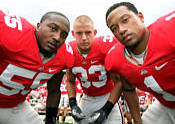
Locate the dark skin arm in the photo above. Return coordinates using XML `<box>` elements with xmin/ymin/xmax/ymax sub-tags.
<box><xmin>108</xmin><ymin>72</ymin><xmax>122</xmax><ymax>104</ymax></box>
<box><xmin>121</xmin><ymin>76</ymin><xmax>142</xmax><ymax>124</ymax></box>
<box><xmin>46</xmin><ymin>71</ymin><xmax>65</xmax><ymax>108</ymax></box>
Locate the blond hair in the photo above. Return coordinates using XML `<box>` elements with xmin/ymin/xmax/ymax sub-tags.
<box><xmin>73</xmin><ymin>15</ymin><xmax>94</xmax><ymax>28</ymax></box>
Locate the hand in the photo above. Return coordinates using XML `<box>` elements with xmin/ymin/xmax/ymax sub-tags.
<box><xmin>71</xmin><ymin>105</ymin><xmax>86</xmax><ymax>122</ymax></box>
<box><xmin>87</xmin><ymin>109</ymin><xmax>107</xmax><ymax>124</ymax></box>
<box><xmin>45</xmin><ymin>107</ymin><xmax>58</xmax><ymax>124</ymax></box>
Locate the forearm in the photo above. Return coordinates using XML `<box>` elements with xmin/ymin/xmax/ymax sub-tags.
<box><xmin>46</xmin><ymin>89</ymin><xmax>61</xmax><ymax>107</ymax></box>
<box><xmin>45</xmin><ymin>71</ymin><xmax>64</xmax><ymax>124</ymax></box>
<box><xmin>121</xmin><ymin>76</ymin><xmax>142</xmax><ymax>124</ymax></box>
<box><xmin>66</xmin><ymin>80</ymin><xmax>76</xmax><ymax>98</ymax></box>
<box><xmin>66</xmin><ymin>69</ymin><xmax>76</xmax><ymax>98</ymax></box>
<box><xmin>123</xmin><ymin>91</ymin><xmax>142</xmax><ymax>124</ymax></box>
<box><xmin>108</xmin><ymin>73</ymin><xmax>122</xmax><ymax>104</ymax></box>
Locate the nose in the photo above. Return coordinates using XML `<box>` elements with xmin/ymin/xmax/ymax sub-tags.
<box><xmin>53</xmin><ymin>33</ymin><xmax>60</xmax><ymax>41</ymax></box>
<box><xmin>119</xmin><ymin>25</ymin><xmax>127</xmax><ymax>36</ymax></box>
<box><xmin>82</xmin><ymin>32</ymin><xmax>87</xmax><ymax>40</ymax></box>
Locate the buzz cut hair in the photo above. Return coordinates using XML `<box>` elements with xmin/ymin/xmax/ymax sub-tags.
<box><xmin>73</xmin><ymin>15</ymin><xmax>94</xmax><ymax>27</ymax></box>
<box><xmin>40</xmin><ymin>11</ymin><xmax>70</xmax><ymax>24</ymax></box>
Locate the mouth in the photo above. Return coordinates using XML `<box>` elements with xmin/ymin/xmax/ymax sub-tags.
<box><xmin>122</xmin><ymin>34</ymin><xmax>132</xmax><ymax>43</ymax></box>
<box><xmin>48</xmin><ymin>41</ymin><xmax>58</xmax><ymax>50</ymax></box>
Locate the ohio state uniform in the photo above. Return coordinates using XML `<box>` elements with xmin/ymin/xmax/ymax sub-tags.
<box><xmin>60</xmin><ymin>79</ymin><xmax>68</xmax><ymax>95</ymax></box>
<box><xmin>76</xmin><ymin>79</ymin><xmax>83</xmax><ymax>95</ymax></box>
<box><xmin>105</xmin><ymin>11</ymin><xmax>175</xmax><ymax>108</ymax></box>
<box><xmin>70</xmin><ymin>36</ymin><xmax>124</xmax><ymax>124</ymax></box>
<box><xmin>137</xmin><ymin>91</ymin><xmax>150</xmax><ymax>106</ymax></box>
<box><xmin>70</xmin><ymin>36</ymin><xmax>117</xmax><ymax>96</ymax></box>
<box><xmin>0</xmin><ymin>10</ymin><xmax>74</xmax><ymax>108</ymax></box>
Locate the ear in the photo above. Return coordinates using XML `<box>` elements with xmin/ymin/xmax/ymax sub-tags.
<box><xmin>138</xmin><ymin>12</ymin><xmax>144</xmax><ymax>23</ymax></box>
<box><xmin>36</xmin><ymin>23</ymin><xmax>40</xmax><ymax>31</ymax></box>
<box><xmin>72</xmin><ymin>30</ymin><xmax>75</xmax><ymax>37</ymax></box>
<box><xmin>94</xmin><ymin>29</ymin><xmax>97</xmax><ymax>36</ymax></box>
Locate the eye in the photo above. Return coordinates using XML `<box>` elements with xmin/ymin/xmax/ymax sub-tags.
<box><xmin>111</xmin><ymin>26</ymin><xmax>118</xmax><ymax>33</ymax></box>
<box><xmin>50</xmin><ymin>26</ymin><xmax>57</xmax><ymax>32</ymax></box>
<box><xmin>76</xmin><ymin>32</ymin><xmax>82</xmax><ymax>36</ymax></box>
<box><xmin>122</xmin><ymin>17</ymin><xmax>129</xmax><ymax>23</ymax></box>
<box><xmin>60</xmin><ymin>32</ymin><xmax>68</xmax><ymax>39</ymax></box>
<box><xmin>48</xmin><ymin>24</ymin><xmax>57</xmax><ymax>32</ymax></box>
<box><xmin>85</xmin><ymin>31</ymin><xmax>91</xmax><ymax>35</ymax></box>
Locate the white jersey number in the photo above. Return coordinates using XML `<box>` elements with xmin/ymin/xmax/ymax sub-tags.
<box><xmin>65</xmin><ymin>43</ymin><xmax>73</xmax><ymax>55</ymax></box>
<box><xmin>144</xmin><ymin>75</ymin><xmax>175</xmax><ymax>101</ymax></box>
<box><xmin>165</xmin><ymin>12</ymin><xmax>175</xmax><ymax>21</ymax></box>
<box><xmin>103</xmin><ymin>35</ymin><xmax>113</xmax><ymax>43</ymax></box>
<box><xmin>72</xmin><ymin>65</ymin><xmax>107</xmax><ymax>88</ymax></box>
<box><xmin>3</xmin><ymin>10</ymin><xmax>22</xmax><ymax>31</ymax></box>
<box><xmin>0</xmin><ymin>64</ymin><xmax>53</xmax><ymax>96</ymax></box>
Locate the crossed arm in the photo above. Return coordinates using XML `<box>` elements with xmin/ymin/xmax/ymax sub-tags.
<box><xmin>45</xmin><ymin>71</ymin><xmax>65</xmax><ymax>124</ymax></box>
<box><xmin>121</xmin><ymin>76</ymin><xmax>142</xmax><ymax>124</ymax></box>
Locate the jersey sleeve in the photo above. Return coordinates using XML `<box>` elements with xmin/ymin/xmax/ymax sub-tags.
<box><xmin>96</xmin><ymin>35</ymin><xmax>118</xmax><ymax>54</ymax></box>
<box><xmin>0</xmin><ymin>10</ymin><xmax>7</xmax><ymax>49</ymax></box>
<box><xmin>152</xmin><ymin>11</ymin><xmax>175</xmax><ymax>48</ymax></box>
<box><xmin>63</xmin><ymin>42</ymin><xmax>75</xmax><ymax>69</ymax></box>
<box><xmin>105</xmin><ymin>45</ymin><xmax>116</xmax><ymax>73</ymax></box>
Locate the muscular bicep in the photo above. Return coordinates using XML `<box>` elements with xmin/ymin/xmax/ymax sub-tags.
<box><xmin>110</xmin><ymin>72</ymin><xmax>121</xmax><ymax>85</ymax></box>
<box><xmin>47</xmin><ymin>71</ymin><xmax>65</xmax><ymax>93</ymax></box>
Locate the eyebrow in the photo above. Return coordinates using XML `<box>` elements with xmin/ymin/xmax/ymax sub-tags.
<box><xmin>49</xmin><ymin>23</ymin><xmax>69</xmax><ymax>33</ymax></box>
<box><xmin>120</xmin><ymin>14</ymin><xmax>129</xmax><ymax>20</ymax></box>
<box><xmin>49</xmin><ymin>23</ymin><xmax>58</xmax><ymax>27</ymax></box>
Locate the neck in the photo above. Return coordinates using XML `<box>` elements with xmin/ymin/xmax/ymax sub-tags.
<box><xmin>129</xmin><ymin>29</ymin><xmax>150</xmax><ymax>55</ymax></box>
<box><xmin>77</xmin><ymin>47</ymin><xmax>90</xmax><ymax>55</ymax></box>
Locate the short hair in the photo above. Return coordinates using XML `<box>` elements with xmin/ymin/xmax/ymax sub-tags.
<box><xmin>73</xmin><ymin>15</ymin><xmax>94</xmax><ymax>27</ymax></box>
<box><xmin>40</xmin><ymin>11</ymin><xmax>70</xmax><ymax>24</ymax></box>
<box><xmin>106</xmin><ymin>2</ymin><xmax>138</xmax><ymax>23</ymax></box>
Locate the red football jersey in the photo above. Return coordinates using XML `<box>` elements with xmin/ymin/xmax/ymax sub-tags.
<box><xmin>76</xmin><ymin>79</ymin><xmax>83</xmax><ymax>94</ymax></box>
<box><xmin>105</xmin><ymin>11</ymin><xmax>175</xmax><ymax>108</ymax></box>
<box><xmin>70</xmin><ymin>36</ymin><xmax>118</xmax><ymax>96</ymax></box>
<box><xmin>137</xmin><ymin>90</ymin><xmax>150</xmax><ymax>106</ymax></box>
<box><xmin>60</xmin><ymin>78</ymin><xmax>68</xmax><ymax>95</ymax></box>
<box><xmin>0</xmin><ymin>10</ymin><xmax>74</xmax><ymax>108</ymax></box>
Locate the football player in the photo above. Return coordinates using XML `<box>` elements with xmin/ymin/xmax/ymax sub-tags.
<box><xmin>106</xmin><ymin>2</ymin><xmax>175</xmax><ymax>124</ymax></box>
<box><xmin>0</xmin><ymin>10</ymin><xmax>74</xmax><ymax>124</ymax></box>
<box><xmin>66</xmin><ymin>15</ymin><xmax>124</xmax><ymax>124</ymax></box>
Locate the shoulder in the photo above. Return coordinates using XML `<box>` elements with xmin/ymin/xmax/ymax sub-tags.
<box><xmin>56</xmin><ymin>42</ymin><xmax>74</xmax><ymax>68</ymax></box>
<box><xmin>149</xmin><ymin>11</ymin><xmax>175</xmax><ymax>34</ymax></box>
<box><xmin>0</xmin><ymin>9</ymin><xmax>35</xmax><ymax>31</ymax></box>
<box><xmin>94</xmin><ymin>35</ymin><xmax>118</xmax><ymax>45</ymax></box>
<box><xmin>94</xmin><ymin>35</ymin><xmax>119</xmax><ymax>54</ymax></box>
<box><xmin>69</xmin><ymin>40</ymin><xmax>77</xmax><ymax>50</ymax></box>
<box><xmin>105</xmin><ymin>42</ymin><xmax>124</xmax><ymax>72</ymax></box>
<box><xmin>0</xmin><ymin>9</ymin><xmax>35</xmax><ymax>49</ymax></box>
<box><xmin>148</xmin><ymin>11</ymin><xmax>175</xmax><ymax>49</ymax></box>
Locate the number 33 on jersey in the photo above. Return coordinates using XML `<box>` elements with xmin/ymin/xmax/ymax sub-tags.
<box><xmin>69</xmin><ymin>36</ymin><xmax>118</xmax><ymax>96</ymax></box>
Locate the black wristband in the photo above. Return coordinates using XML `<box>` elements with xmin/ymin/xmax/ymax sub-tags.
<box><xmin>45</xmin><ymin>107</ymin><xmax>58</xmax><ymax>124</ymax></box>
<box><xmin>102</xmin><ymin>101</ymin><xmax>114</xmax><ymax>116</ymax></box>
<box><xmin>122</xmin><ymin>87</ymin><xmax>136</xmax><ymax>92</ymax></box>
<box><xmin>69</xmin><ymin>97</ymin><xmax>77</xmax><ymax>108</ymax></box>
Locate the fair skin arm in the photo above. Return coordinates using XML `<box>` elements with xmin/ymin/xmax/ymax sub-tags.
<box><xmin>107</xmin><ymin>73</ymin><xmax>122</xmax><ymax>104</ymax></box>
<box><xmin>145</xmin><ymin>95</ymin><xmax>152</xmax><ymax>106</ymax></box>
<box><xmin>120</xmin><ymin>76</ymin><xmax>142</xmax><ymax>124</ymax></box>
<box><xmin>46</xmin><ymin>72</ymin><xmax>64</xmax><ymax>108</ymax></box>
<box><xmin>65</xmin><ymin>69</ymin><xmax>77</xmax><ymax>99</ymax></box>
